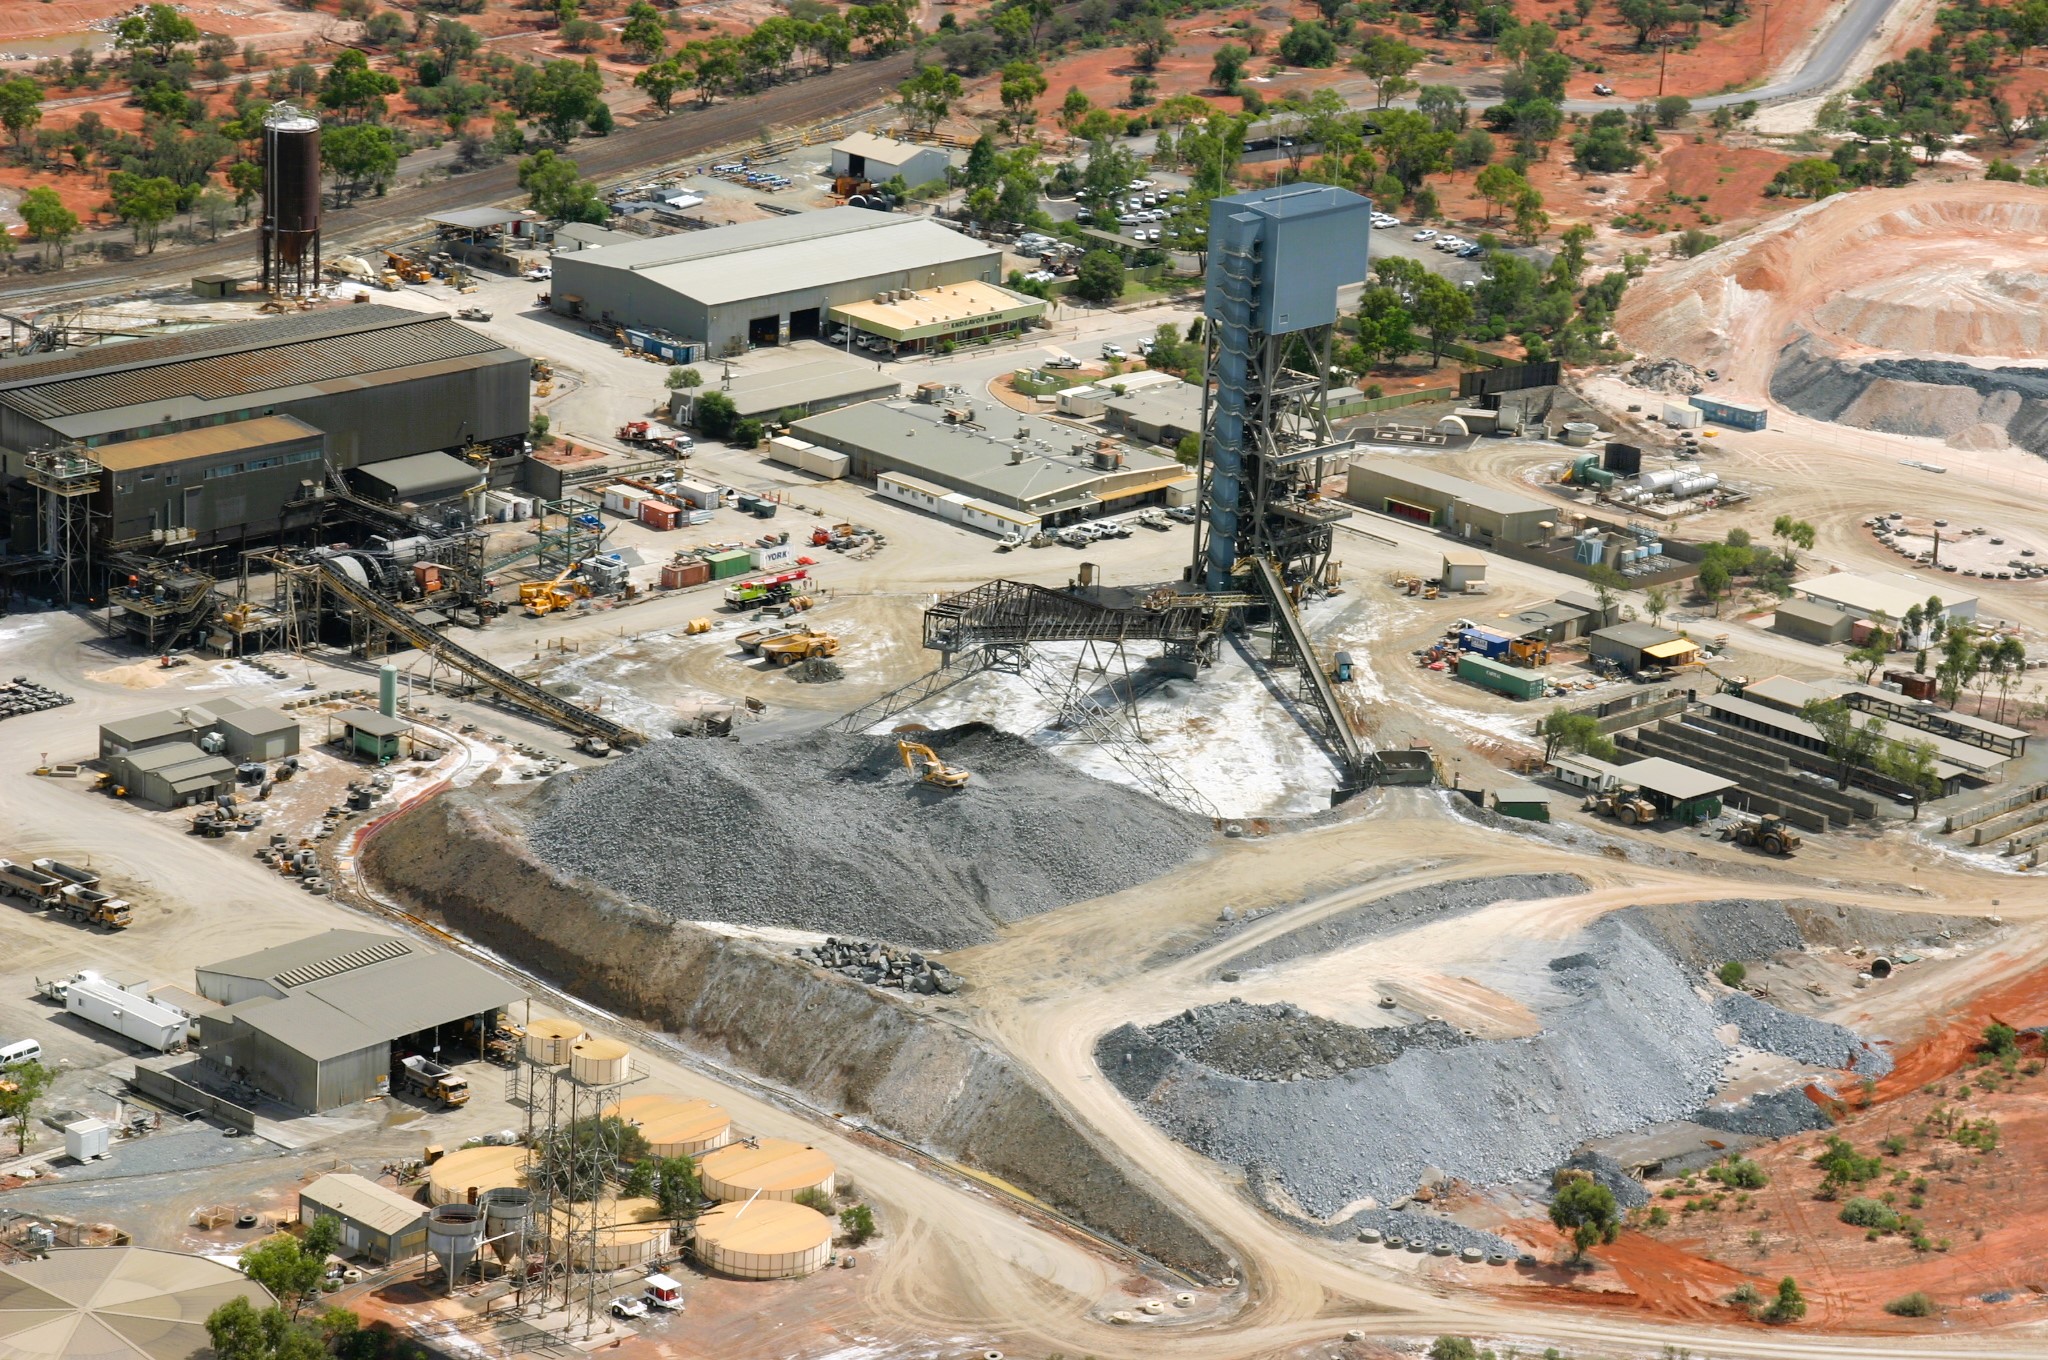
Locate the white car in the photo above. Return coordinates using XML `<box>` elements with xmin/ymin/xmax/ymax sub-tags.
<box><xmin>1412</xmin><ymin>229</ymin><xmax>1437</xmax><ymax>241</ymax></box>
<box><xmin>523</xmin><ymin>265</ymin><xmax>552</xmax><ymax>280</ymax></box>
<box><xmin>609</xmin><ymin>1298</ymin><xmax>649</xmax><ymax>1321</ymax></box>
<box><xmin>1101</xmin><ymin>343</ymin><xmax>1126</xmax><ymax>359</ymax></box>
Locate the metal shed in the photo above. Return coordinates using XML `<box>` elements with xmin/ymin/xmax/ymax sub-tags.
<box><xmin>218</xmin><ymin>706</ymin><xmax>300</xmax><ymax>761</ymax></box>
<box><xmin>828</xmin><ymin>132</ymin><xmax>951</xmax><ymax>188</ymax></box>
<box><xmin>106</xmin><ymin>742</ymin><xmax>235</xmax><ymax>809</ymax></box>
<box><xmin>299</xmin><ymin>1173</ymin><xmax>429</xmax><ymax>1265</ymax></box>
<box><xmin>337</xmin><ymin>709</ymin><xmax>411</xmax><ymax>762</ymax></box>
<box><xmin>1589</xmin><ymin>623</ymin><xmax>1697</xmax><ymax>674</ymax></box>
<box><xmin>1772</xmin><ymin>598</ymin><xmax>1855</xmax><ymax>645</ymax></box>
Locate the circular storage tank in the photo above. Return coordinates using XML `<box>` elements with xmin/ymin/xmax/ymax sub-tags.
<box><xmin>570</xmin><ymin>1037</ymin><xmax>632</xmax><ymax>1086</ymax></box>
<box><xmin>428</xmin><ymin>1204</ymin><xmax>486</xmax><ymax>1279</ymax></box>
<box><xmin>698</xmin><ymin>1137</ymin><xmax>836</xmax><ymax>1204</ymax></box>
<box><xmin>1561</xmin><ymin>421</ymin><xmax>1597</xmax><ymax>447</ymax></box>
<box><xmin>524</xmin><ymin>1017</ymin><xmax>584</xmax><ymax>1065</ymax></box>
<box><xmin>479</xmin><ymin>1187</ymin><xmax>533</xmax><ymax>1261</ymax></box>
<box><xmin>1637</xmin><ymin>468</ymin><xmax>1678</xmax><ymax>495</ymax></box>
<box><xmin>692</xmin><ymin>1199</ymin><xmax>834</xmax><ymax>1280</ymax></box>
<box><xmin>428</xmin><ymin>1146</ymin><xmax>533</xmax><ymax>1207</ymax></box>
<box><xmin>548</xmin><ymin>1196</ymin><xmax>672</xmax><ymax>1270</ymax></box>
<box><xmin>605</xmin><ymin>1093</ymin><xmax>732</xmax><ymax>1158</ymax></box>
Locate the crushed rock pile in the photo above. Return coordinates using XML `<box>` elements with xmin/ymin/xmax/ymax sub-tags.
<box><xmin>527</xmin><ymin>724</ymin><xmax>1207</xmax><ymax>949</ymax></box>
<box><xmin>1716</xmin><ymin>991</ymin><xmax>1892</xmax><ymax>1077</ymax></box>
<box><xmin>1773</xmin><ymin>338</ymin><xmax>2048</xmax><ymax>458</ymax></box>
<box><xmin>797</xmin><ymin>937</ymin><xmax>961</xmax><ymax>994</ymax></box>
<box><xmin>1102</xmin><ymin>909</ymin><xmax>1896</xmax><ymax>1216</ymax></box>
<box><xmin>1143</xmin><ymin>1001</ymin><xmax>1466</xmax><ymax>1082</ymax></box>
<box><xmin>1102</xmin><ymin>918</ymin><xmax>1728</xmax><ymax>1216</ymax></box>
<box><xmin>1623</xmin><ymin>357</ymin><xmax>1708</xmax><ymax>395</ymax></box>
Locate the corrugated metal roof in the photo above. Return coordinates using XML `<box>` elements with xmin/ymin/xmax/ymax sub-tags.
<box><xmin>6</xmin><ymin>319</ymin><xmax>509</xmax><ymax>421</ymax></box>
<box><xmin>203</xmin><ymin>929</ymin><xmax>415</xmax><ymax>990</ymax></box>
<box><xmin>830</xmin><ymin>131</ymin><xmax>938</xmax><ymax>165</ymax></box>
<box><xmin>94</xmin><ymin>415</ymin><xmax>323</xmax><ymax>472</ymax></box>
<box><xmin>300</xmin><ymin>1174</ymin><xmax>428</xmax><ymax>1237</ymax></box>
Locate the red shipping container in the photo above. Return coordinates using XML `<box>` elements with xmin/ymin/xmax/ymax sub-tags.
<box><xmin>660</xmin><ymin>558</ymin><xmax>710</xmax><ymax>589</ymax></box>
<box><xmin>1849</xmin><ymin>619</ymin><xmax>1876</xmax><ymax>646</ymax></box>
<box><xmin>640</xmin><ymin>500</ymin><xmax>679</xmax><ymax>530</ymax></box>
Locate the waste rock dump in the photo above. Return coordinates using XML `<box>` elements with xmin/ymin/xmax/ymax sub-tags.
<box><xmin>528</xmin><ymin>724</ymin><xmax>1208</xmax><ymax>949</ymax></box>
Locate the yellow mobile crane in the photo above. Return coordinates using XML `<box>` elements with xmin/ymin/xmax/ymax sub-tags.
<box><xmin>898</xmin><ymin>739</ymin><xmax>970</xmax><ymax>790</ymax></box>
<box><xmin>519</xmin><ymin>562</ymin><xmax>592</xmax><ymax>616</ymax></box>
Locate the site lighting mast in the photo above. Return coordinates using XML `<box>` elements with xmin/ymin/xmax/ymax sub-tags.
<box><xmin>1191</xmin><ymin>184</ymin><xmax>1374</xmax><ymax>596</ymax></box>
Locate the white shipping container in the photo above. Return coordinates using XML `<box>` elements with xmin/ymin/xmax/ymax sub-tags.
<box><xmin>750</xmin><ymin>544</ymin><xmax>797</xmax><ymax>570</ymax></box>
<box><xmin>795</xmin><ymin>448</ymin><xmax>848</xmax><ymax>480</ymax></box>
<box><xmin>674</xmin><ymin>480</ymin><xmax>722</xmax><ymax>510</ymax></box>
<box><xmin>64</xmin><ymin>1118</ymin><xmax>110</xmax><ymax>1161</ymax></box>
<box><xmin>1662</xmin><ymin>402</ymin><xmax>1703</xmax><ymax>429</ymax></box>
<box><xmin>66</xmin><ymin>976</ymin><xmax>188</xmax><ymax>1051</ymax></box>
<box><xmin>602</xmin><ymin>486</ymin><xmax>649</xmax><ymax>516</ymax></box>
<box><xmin>766</xmin><ymin>436</ymin><xmax>815</xmax><ymax>469</ymax></box>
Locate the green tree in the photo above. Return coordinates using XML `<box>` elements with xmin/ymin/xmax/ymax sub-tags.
<box><xmin>1770</xmin><ymin>514</ymin><xmax>1815</xmax><ymax>574</ymax></box>
<box><xmin>1539</xmin><ymin>705</ymin><xmax>1616</xmax><ymax>761</ymax></box>
<box><xmin>1762</xmin><ymin>1275</ymin><xmax>1807</xmax><ymax>1324</ymax></box>
<box><xmin>1937</xmin><ymin>622</ymin><xmax>1977</xmax><ymax>709</ymax></box>
<box><xmin>318</xmin><ymin>48</ymin><xmax>400</xmax><ymax>122</ymax></box>
<box><xmin>1696</xmin><ymin>558</ymin><xmax>1730</xmax><ymax>614</ymax></box>
<box><xmin>896</xmin><ymin>63</ymin><xmax>962</xmax><ymax>135</ymax></box>
<box><xmin>1372</xmin><ymin>108</ymin><xmax>1454</xmax><ymax>194</ymax></box>
<box><xmin>839</xmin><ymin>1202</ymin><xmax>877</xmax><ymax>1244</ymax></box>
<box><xmin>518</xmin><ymin>148</ymin><xmax>606</xmax><ymax>222</ymax></box>
<box><xmin>0</xmin><ymin>1060</ymin><xmax>50</xmax><ymax>1154</ymax></box>
<box><xmin>1474</xmin><ymin>162</ymin><xmax>1528</xmax><ymax>220</ymax></box>
<box><xmin>1643</xmin><ymin>585</ymin><xmax>1668</xmax><ymax>625</ymax></box>
<box><xmin>1128</xmin><ymin>13</ymin><xmax>1174</xmax><ymax>70</ymax></box>
<box><xmin>635</xmin><ymin>59</ymin><xmax>684</xmax><ymax>113</ymax></box>
<box><xmin>527</xmin><ymin>57</ymin><xmax>605</xmax><ymax>140</ymax></box>
<box><xmin>1717</xmin><ymin>960</ymin><xmax>1746</xmax><ymax>987</ymax></box>
<box><xmin>1428</xmin><ymin>1340</ymin><xmax>1479</xmax><ymax>1360</ymax></box>
<box><xmin>620</xmin><ymin>1</ymin><xmax>667</xmax><ymax>60</ymax></box>
<box><xmin>107</xmin><ymin>172</ymin><xmax>180</xmax><ymax>252</ymax></box>
<box><xmin>1802</xmin><ymin>697</ymin><xmax>1885</xmax><ymax>790</ymax></box>
<box><xmin>320</xmin><ymin>122</ymin><xmax>400</xmax><ymax>200</ymax></box>
<box><xmin>666</xmin><ymin>365</ymin><xmax>703</xmax><ymax>391</ymax></box>
<box><xmin>1277</xmin><ymin>21</ymin><xmax>1338</xmax><ymax>67</ymax></box>
<box><xmin>998</xmin><ymin>60</ymin><xmax>1046</xmax><ymax>127</ymax></box>
<box><xmin>1549</xmin><ymin>1171</ymin><xmax>1619</xmax><ymax>1260</ymax></box>
<box><xmin>1209</xmin><ymin>42</ymin><xmax>1250</xmax><ymax>91</ymax></box>
<box><xmin>692</xmin><ymin>390</ymin><xmax>739</xmax><ymax>438</ymax></box>
<box><xmin>238</xmin><ymin>1223</ymin><xmax>336</xmax><ymax>1319</ymax></box>
<box><xmin>0</xmin><ymin>79</ymin><xmax>41</xmax><ymax>161</ymax></box>
<box><xmin>1843</xmin><ymin>621</ymin><xmax>1892</xmax><ymax>684</ymax></box>
<box><xmin>1419</xmin><ymin>84</ymin><xmax>1467</xmax><ymax>132</ymax></box>
<box><xmin>1615</xmin><ymin>0</ymin><xmax>1674</xmax><ymax>46</ymax></box>
<box><xmin>1353</xmin><ymin>35</ymin><xmax>1425</xmax><ymax>108</ymax></box>
<box><xmin>1072</xmin><ymin>248</ymin><xmax>1125</xmax><ymax>303</ymax></box>
<box><xmin>1411</xmin><ymin>274</ymin><xmax>1472</xmax><ymax>365</ymax></box>
<box><xmin>117</xmin><ymin>3</ymin><xmax>200</xmax><ymax>63</ymax></box>
<box><xmin>1653</xmin><ymin>93</ymin><xmax>1692</xmax><ymax>127</ymax></box>
<box><xmin>1874</xmin><ymin>737</ymin><xmax>1940</xmax><ymax>820</ymax></box>
<box><xmin>19</xmin><ymin>186</ymin><xmax>76</xmax><ymax>262</ymax></box>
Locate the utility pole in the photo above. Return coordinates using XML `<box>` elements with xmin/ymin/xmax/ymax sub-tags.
<box><xmin>1658</xmin><ymin>37</ymin><xmax>1670</xmax><ymax>96</ymax></box>
<box><xmin>1759</xmin><ymin>0</ymin><xmax>1771</xmax><ymax>58</ymax></box>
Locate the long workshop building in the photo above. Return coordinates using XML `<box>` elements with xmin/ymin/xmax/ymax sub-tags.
<box><xmin>0</xmin><ymin>306</ymin><xmax>529</xmax><ymax>556</ymax></box>
<box><xmin>791</xmin><ymin>398</ymin><xmax>1193</xmax><ymax>529</ymax></box>
<box><xmin>547</xmin><ymin>208</ymin><xmax>1014</xmax><ymax>355</ymax></box>
<box><xmin>194</xmin><ymin>929</ymin><xmax>521</xmax><ymax>1113</ymax></box>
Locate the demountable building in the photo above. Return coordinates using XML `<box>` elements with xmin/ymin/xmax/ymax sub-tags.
<box><xmin>0</xmin><ymin>1246</ymin><xmax>273</xmax><ymax>1358</ymax></box>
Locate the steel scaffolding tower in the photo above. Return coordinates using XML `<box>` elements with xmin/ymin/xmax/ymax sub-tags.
<box><xmin>22</xmin><ymin>444</ymin><xmax>102</xmax><ymax>605</ymax></box>
<box><xmin>1191</xmin><ymin>185</ymin><xmax>1372</xmax><ymax>595</ymax></box>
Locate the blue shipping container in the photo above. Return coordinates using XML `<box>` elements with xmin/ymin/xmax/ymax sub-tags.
<box><xmin>1688</xmin><ymin>395</ymin><xmax>1768</xmax><ymax>431</ymax></box>
<box><xmin>1460</xmin><ymin>628</ymin><xmax>1511</xmax><ymax>658</ymax></box>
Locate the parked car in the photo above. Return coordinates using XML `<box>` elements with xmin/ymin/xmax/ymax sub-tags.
<box><xmin>1166</xmin><ymin>505</ymin><xmax>1198</xmax><ymax>523</ymax></box>
<box><xmin>1458</xmin><ymin>243</ymin><xmax>1484</xmax><ymax>258</ymax></box>
<box><xmin>1101</xmin><ymin>343</ymin><xmax>1126</xmax><ymax>359</ymax></box>
<box><xmin>1593</xmin><ymin>82</ymin><xmax>1615</xmax><ymax>95</ymax></box>
<box><xmin>1412</xmin><ymin>229</ymin><xmax>1437</xmax><ymax>241</ymax></box>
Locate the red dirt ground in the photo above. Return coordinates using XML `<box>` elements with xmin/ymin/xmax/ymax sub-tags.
<box><xmin>1509</xmin><ymin>0</ymin><xmax>1836</xmax><ymax>101</ymax></box>
<box><xmin>1482</xmin><ymin>962</ymin><xmax>2048</xmax><ymax>1333</ymax></box>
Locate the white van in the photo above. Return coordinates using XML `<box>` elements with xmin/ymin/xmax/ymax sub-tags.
<box><xmin>0</xmin><ymin>1039</ymin><xmax>42</xmax><ymax>1066</ymax></box>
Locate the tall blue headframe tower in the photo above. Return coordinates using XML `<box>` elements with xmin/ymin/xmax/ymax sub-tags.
<box><xmin>1192</xmin><ymin>184</ymin><xmax>1374</xmax><ymax>595</ymax></box>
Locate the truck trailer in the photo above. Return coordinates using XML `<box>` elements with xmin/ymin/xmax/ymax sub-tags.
<box><xmin>65</xmin><ymin>974</ymin><xmax>189</xmax><ymax>1051</ymax></box>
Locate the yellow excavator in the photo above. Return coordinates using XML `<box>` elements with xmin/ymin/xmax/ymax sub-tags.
<box><xmin>898</xmin><ymin>739</ymin><xmax>970</xmax><ymax>790</ymax></box>
<box><xmin>519</xmin><ymin>562</ymin><xmax>591</xmax><ymax>617</ymax></box>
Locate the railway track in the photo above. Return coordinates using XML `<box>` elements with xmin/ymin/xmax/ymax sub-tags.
<box><xmin>0</xmin><ymin>52</ymin><xmax>916</xmax><ymax>305</ymax></box>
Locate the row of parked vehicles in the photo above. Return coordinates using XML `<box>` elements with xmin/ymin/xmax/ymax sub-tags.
<box><xmin>1410</xmin><ymin>228</ymin><xmax>1485</xmax><ymax>258</ymax></box>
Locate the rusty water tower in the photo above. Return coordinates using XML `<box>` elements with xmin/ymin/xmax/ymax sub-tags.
<box><xmin>260</xmin><ymin>101</ymin><xmax>321</xmax><ymax>295</ymax></box>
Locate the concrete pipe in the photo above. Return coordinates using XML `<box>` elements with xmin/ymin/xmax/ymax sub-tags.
<box><xmin>1869</xmin><ymin>957</ymin><xmax>1894</xmax><ymax>979</ymax></box>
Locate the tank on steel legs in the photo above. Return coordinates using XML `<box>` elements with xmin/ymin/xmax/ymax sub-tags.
<box><xmin>260</xmin><ymin>102</ymin><xmax>321</xmax><ymax>295</ymax></box>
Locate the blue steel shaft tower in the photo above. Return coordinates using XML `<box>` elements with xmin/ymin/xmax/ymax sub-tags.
<box><xmin>1193</xmin><ymin>184</ymin><xmax>1373</xmax><ymax>594</ymax></box>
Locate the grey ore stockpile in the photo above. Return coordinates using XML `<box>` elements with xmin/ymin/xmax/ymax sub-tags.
<box><xmin>528</xmin><ymin>724</ymin><xmax>1208</xmax><ymax>950</ymax></box>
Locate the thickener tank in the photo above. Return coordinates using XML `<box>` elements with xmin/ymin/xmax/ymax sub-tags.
<box><xmin>261</xmin><ymin>101</ymin><xmax>321</xmax><ymax>294</ymax></box>
<box><xmin>427</xmin><ymin>1204</ymin><xmax>485</xmax><ymax>1280</ymax></box>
